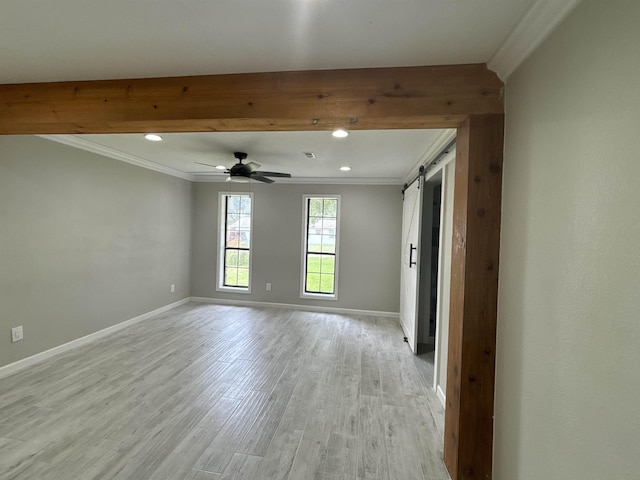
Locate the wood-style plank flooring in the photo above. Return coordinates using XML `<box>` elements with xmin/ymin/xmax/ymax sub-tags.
<box><xmin>0</xmin><ymin>303</ymin><xmax>449</xmax><ymax>480</ymax></box>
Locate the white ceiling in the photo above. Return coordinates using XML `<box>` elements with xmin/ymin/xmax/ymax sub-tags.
<box><xmin>0</xmin><ymin>0</ymin><xmax>537</xmax><ymax>84</ymax></box>
<box><xmin>4</xmin><ymin>0</ymin><xmax>579</xmax><ymax>183</ymax></box>
<box><xmin>45</xmin><ymin>129</ymin><xmax>455</xmax><ymax>184</ymax></box>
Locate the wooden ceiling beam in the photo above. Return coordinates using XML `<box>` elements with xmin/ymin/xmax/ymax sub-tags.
<box><xmin>0</xmin><ymin>64</ymin><xmax>502</xmax><ymax>134</ymax></box>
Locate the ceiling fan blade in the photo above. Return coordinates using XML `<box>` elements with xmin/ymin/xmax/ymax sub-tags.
<box><xmin>250</xmin><ymin>175</ymin><xmax>275</xmax><ymax>184</ymax></box>
<box><xmin>253</xmin><ymin>171</ymin><xmax>292</xmax><ymax>178</ymax></box>
<box><xmin>245</xmin><ymin>161</ymin><xmax>261</xmax><ymax>171</ymax></box>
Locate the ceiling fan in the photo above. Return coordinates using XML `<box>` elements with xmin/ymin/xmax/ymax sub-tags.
<box><xmin>196</xmin><ymin>151</ymin><xmax>292</xmax><ymax>183</ymax></box>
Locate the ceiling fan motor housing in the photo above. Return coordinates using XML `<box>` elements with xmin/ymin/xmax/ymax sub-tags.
<box><xmin>230</xmin><ymin>152</ymin><xmax>251</xmax><ymax>177</ymax></box>
<box><xmin>226</xmin><ymin>151</ymin><xmax>290</xmax><ymax>183</ymax></box>
<box><xmin>229</xmin><ymin>152</ymin><xmax>251</xmax><ymax>177</ymax></box>
<box><xmin>229</xmin><ymin>165</ymin><xmax>252</xmax><ymax>176</ymax></box>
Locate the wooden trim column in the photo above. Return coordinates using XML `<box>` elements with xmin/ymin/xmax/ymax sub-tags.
<box><xmin>444</xmin><ymin>114</ymin><xmax>504</xmax><ymax>480</ymax></box>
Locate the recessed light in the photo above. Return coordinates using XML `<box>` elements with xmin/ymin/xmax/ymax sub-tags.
<box><xmin>332</xmin><ymin>129</ymin><xmax>349</xmax><ymax>138</ymax></box>
<box><xmin>340</xmin><ymin>166</ymin><xmax>351</xmax><ymax>172</ymax></box>
<box><xmin>144</xmin><ymin>133</ymin><xmax>163</xmax><ymax>141</ymax></box>
<box><xmin>215</xmin><ymin>165</ymin><xmax>226</xmax><ymax>170</ymax></box>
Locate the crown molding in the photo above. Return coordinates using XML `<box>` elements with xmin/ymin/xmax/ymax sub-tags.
<box><xmin>488</xmin><ymin>0</ymin><xmax>582</xmax><ymax>81</ymax></box>
<box><xmin>38</xmin><ymin>135</ymin><xmax>195</xmax><ymax>181</ymax></box>
<box><xmin>402</xmin><ymin>129</ymin><xmax>456</xmax><ymax>185</ymax></box>
<box><xmin>193</xmin><ymin>175</ymin><xmax>404</xmax><ymax>186</ymax></box>
<box><xmin>37</xmin><ymin>135</ymin><xmax>405</xmax><ymax>185</ymax></box>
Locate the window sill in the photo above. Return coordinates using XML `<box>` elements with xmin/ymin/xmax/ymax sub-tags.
<box><xmin>217</xmin><ymin>285</ymin><xmax>251</xmax><ymax>294</ymax></box>
<box><xmin>300</xmin><ymin>292</ymin><xmax>338</xmax><ymax>301</ymax></box>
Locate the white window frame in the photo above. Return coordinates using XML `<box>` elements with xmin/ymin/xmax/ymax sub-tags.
<box><xmin>217</xmin><ymin>192</ymin><xmax>253</xmax><ymax>294</ymax></box>
<box><xmin>300</xmin><ymin>194</ymin><xmax>340</xmax><ymax>300</ymax></box>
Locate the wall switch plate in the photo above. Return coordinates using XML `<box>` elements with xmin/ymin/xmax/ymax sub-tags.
<box><xmin>266</xmin><ymin>283</ymin><xmax>272</xmax><ymax>291</ymax></box>
<box><xmin>11</xmin><ymin>326</ymin><xmax>23</xmax><ymax>343</ymax></box>
<box><xmin>171</xmin><ymin>284</ymin><xmax>175</xmax><ymax>293</ymax></box>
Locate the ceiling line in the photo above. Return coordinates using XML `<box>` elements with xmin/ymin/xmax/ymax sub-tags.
<box><xmin>402</xmin><ymin>129</ymin><xmax>457</xmax><ymax>185</ymax></box>
<box><xmin>38</xmin><ymin>134</ymin><xmax>195</xmax><ymax>181</ymax></box>
<box><xmin>488</xmin><ymin>0</ymin><xmax>582</xmax><ymax>80</ymax></box>
<box><xmin>38</xmin><ymin>133</ymin><xmax>410</xmax><ymax>185</ymax></box>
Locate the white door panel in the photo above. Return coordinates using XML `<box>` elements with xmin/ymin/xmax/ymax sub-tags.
<box><xmin>399</xmin><ymin>180</ymin><xmax>422</xmax><ymax>354</ymax></box>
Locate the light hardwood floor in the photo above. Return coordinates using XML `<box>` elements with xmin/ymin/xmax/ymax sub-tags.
<box><xmin>0</xmin><ymin>303</ymin><xmax>449</xmax><ymax>480</ymax></box>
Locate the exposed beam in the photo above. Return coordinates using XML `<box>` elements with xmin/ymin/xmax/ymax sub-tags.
<box><xmin>0</xmin><ymin>65</ymin><xmax>502</xmax><ymax>134</ymax></box>
<box><xmin>445</xmin><ymin>114</ymin><xmax>504</xmax><ymax>480</ymax></box>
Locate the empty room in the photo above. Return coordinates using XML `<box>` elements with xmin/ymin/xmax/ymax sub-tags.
<box><xmin>2</xmin><ymin>1</ymin><xmax>639</xmax><ymax>479</ymax></box>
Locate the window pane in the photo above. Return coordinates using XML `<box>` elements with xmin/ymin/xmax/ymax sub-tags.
<box><xmin>309</xmin><ymin>198</ymin><xmax>324</xmax><ymax>217</ymax></box>
<box><xmin>321</xmin><ymin>235</ymin><xmax>335</xmax><ymax>253</ymax></box>
<box><xmin>227</xmin><ymin>196</ymin><xmax>241</xmax><ymax>213</ymax></box>
<box><xmin>225</xmin><ymin>268</ymin><xmax>238</xmax><ymax>286</ymax></box>
<box><xmin>237</xmin><ymin>233</ymin><xmax>249</xmax><ymax>248</ymax></box>
<box><xmin>226</xmin><ymin>213</ymin><xmax>240</xmax><ymax>248</ymax></box>
<box><xmin>308</xmin><ymin>234</ymin><xmax>322</xmax><ymax>252</ymax></box>
<box><xmin>320</xmin><ymin>255</ymin><xmax>335</xmax><ymax>274</ymax></box>
<box><xmin>226</xmin><ymin>213</ymin><xmax>240</xmax><ymax>228</ymax></box>
<box><xmin>323</xmin><ymin>199</ymin><xmax>337</xmax><ymax>218</ymax></box>
<box><xmin>239</xmin><ymin>214</ymin><xmax>251</xmax><ymax>229</ymax></box>
<box><xmin>309</xmin><ymin>217</ymin><xmax>322</xmax><ymax>234</ymax></box>
<box><xmin>226</xmin><ymin>250</ymin><xmax>238</xmax><ymax>267</ymax></box>
<box><xmin>237</xmin><ymin>268</ymin><xmax>249</xmax><ymax>287</ymax></box>
<box><xmin>238</xmin><ymin>250</ymin><xmax>250</xmax><ymax>267</ymax></box>
<box><xmin>240</xmin><ymin>196</ymin><xmax>251</xmax><ymax>214</ymax></box>
<box><xmin>306</xmin><ymin>273</ymin><xmax>320</xmax><ymax>292</ymax></box>
<box><xmin>307</xmin><ymin>254</ymin><xmax>321</xmax><ymax>273</ymax></box>
<box><xmin>320</xmin><ymin>273</ymin><xmax>335</xmax><ymax>294</ymax></box>
<box><xmin>321</xmin><ymin>217</ymin><xmax>336</xmax><ymax>236</ymax></box>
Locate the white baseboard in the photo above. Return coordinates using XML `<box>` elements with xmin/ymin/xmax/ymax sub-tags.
<box><xmin>190</xmin><ymin>296</ymin><xmax>399</xmax><ymax>319</ymax></box>
<box><xmin>436</xmin><ymin>384</ymin><xmax>446</xmax><ymax>407</ymax></box>
<box><xmin>0</xmin><ymin>297</ymin><xmax>190</xmax><ymax>380</ymax></box>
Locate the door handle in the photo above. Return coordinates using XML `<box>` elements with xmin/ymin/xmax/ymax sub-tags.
<box><xmin>409</xmin><ymin>243</ymin><xmax>417</xmax><ymax>268</ymax></box>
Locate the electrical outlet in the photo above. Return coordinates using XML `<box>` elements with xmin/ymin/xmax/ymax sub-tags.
<box><xmin>266</xmin><ymin>283</ymin><xmax>272</xmax><ymax>291</ymax></box>
<box><xmin>11</xmin><ymin>326</ymin><xmax>23</xmax><ymax>343</ymax></box>
<box><xmin>170</xmin><ymin>284</ymin><xmax>175</xmax><ymax>293</ymax></box>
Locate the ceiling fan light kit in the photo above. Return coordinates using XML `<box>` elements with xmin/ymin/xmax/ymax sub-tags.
<box><xmin>227</xmin><ymin>176</ymin><xmax>250</xmax><ymax>183</ymax></box>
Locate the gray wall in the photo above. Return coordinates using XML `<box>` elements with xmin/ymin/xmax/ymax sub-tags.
<box><xmin>495</xmin><ymin>0</ymin><xmax>640</xmax><ymax>478</ymax></box>
<box><xmin>191</xmin><ymin>182</ymin><xmax>401</xmax><ymax>313</ymax></box>
<box><xmin>0</xmin><ymin>136</ymin><xmax>192</xmax><ymax>368</ymax></box>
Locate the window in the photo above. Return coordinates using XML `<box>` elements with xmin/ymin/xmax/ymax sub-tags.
<box><xmin>301</xmin><ymin>195</ymin><xmax>340</xmax><ymax>299</ymax></box>
<box><xmin>218</xmin><ymin>193</ymin><xmax>252</xmax><ymax>292</ymax></box>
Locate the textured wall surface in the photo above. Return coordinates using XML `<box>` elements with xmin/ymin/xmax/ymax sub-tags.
<box><xmin>0</xmin><ymin>136</ymin><xmax>192</xmax><ymax>367</ymax></box>
<box><xmin>495</xmin><ymin>0</ymin><xmax>640</xmax><ymax>478</ymax></box>
<box><xmin>191</xmin><ymin>182</ymin><xmax>402</xmax><ymax>313</ymax></box>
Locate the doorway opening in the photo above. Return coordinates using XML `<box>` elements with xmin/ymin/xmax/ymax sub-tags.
<box><xmin>416</xmin><ymin>172</ymin><xmax>442</xmax><ymax>384</ymax></box>
<box><xmin>408</xmin><ymin>147</ymin><xmax>456</xmax><ymax>405</ymax></box>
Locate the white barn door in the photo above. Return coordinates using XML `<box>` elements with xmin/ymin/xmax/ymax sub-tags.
<box><xmin>399</xmin><ymin>179</ymin><xmax>423</xmax><ymax>353</ymax></box>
